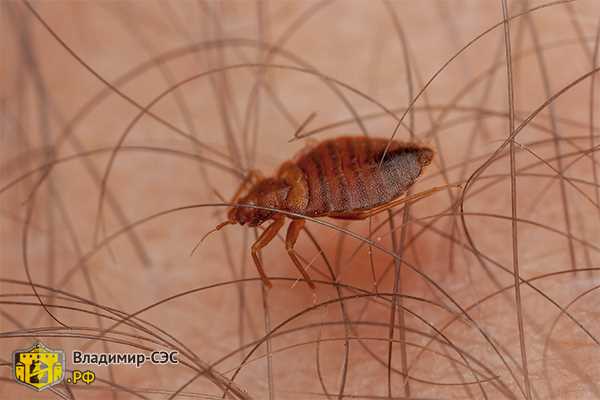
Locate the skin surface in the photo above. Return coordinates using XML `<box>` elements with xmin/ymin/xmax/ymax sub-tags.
<box><xmin>1</xmin><ymin>1</ymin><xmax>600</xmax><ymax>399</ymax></box>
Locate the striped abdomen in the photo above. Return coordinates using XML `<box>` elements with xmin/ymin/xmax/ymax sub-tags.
<box><xmin>294</xmin><ymin>136</ymin><xmax>433</xmax><ymax>217</ymax></box>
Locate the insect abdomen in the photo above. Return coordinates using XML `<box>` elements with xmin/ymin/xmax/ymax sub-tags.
<box><xmin>296</xmin><ymin>136</ymin><xmax>431</xmax><ymax>216</ymax></box>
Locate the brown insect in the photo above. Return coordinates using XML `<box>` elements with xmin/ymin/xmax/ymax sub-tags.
<box><xmin>209</xmin><ymin>136</ymin><xmax>436</xmax><ymax>289</ymax></box>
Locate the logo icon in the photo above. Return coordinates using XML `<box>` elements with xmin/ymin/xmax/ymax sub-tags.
<box><xmin>13</xmin><ymin>342</ymin><xmax>65</xmax><ymax>391</ymax></box>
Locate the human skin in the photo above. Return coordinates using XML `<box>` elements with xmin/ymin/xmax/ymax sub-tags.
<box><xmin>1</xmin><ymin>1</ymin><xmax>600</xmax><ymax>399</ymax></box>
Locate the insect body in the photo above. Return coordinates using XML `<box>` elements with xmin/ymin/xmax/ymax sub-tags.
<box><xmin>212</xmin><ymin>136</ymin><xmax>435</xmax><ymax>289</ymax></box>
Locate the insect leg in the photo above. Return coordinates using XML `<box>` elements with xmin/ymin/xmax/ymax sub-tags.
<box><xmin>251</xmin><ymin>216</ymin><xmax>285</xmax><ymax>288</ymax></box>
<box><xmin>285</xmin><ymin>219</ymin><xmax>316</xmax><ymax>289</ymax></box>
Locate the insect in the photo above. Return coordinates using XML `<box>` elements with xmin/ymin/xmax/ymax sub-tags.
<box><xmin>209</xmin><ymin>136</ymin><xmax>437</xmax><ymax>289</ymax></box>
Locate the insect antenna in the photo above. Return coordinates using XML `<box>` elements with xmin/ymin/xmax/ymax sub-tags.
<box><xmin>190</xmin><ymin>220</ymin><xmax>234</xmax><ymax>256</ymax></box>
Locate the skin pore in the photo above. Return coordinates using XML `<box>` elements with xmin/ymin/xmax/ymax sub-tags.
<box><xmin>1</xmin><ymin>1</ymin><xmax>600</xmax><ymax>399</ymax></box>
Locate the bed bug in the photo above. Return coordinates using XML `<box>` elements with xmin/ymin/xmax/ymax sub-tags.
<box><xmin>208</xmin><ymin>136</ymin><xmax>436</xmax><ymax>289</ymax></box>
